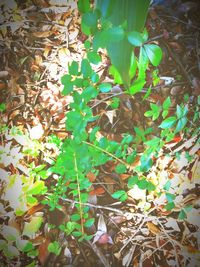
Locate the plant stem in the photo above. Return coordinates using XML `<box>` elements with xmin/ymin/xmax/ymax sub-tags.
<box><xmin>83</xmin><ymin>140</ymin><xmax>129</xmax><ymax>167</ymax></box>
<box><xmin>73</xmin><ymin>152</ymin><xmax>84</xmax><ymax>235</ymax></box>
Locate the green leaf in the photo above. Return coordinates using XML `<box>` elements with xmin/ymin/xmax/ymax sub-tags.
<box><xmin>166</xmin><ymin>193</ymin><xmax>176</xmax><ymax>202</ymax></box>
<box><xmin>23</xmin><ymin>216</ymin><xmax>43</xmax><ymax>237</ymax></box>
<box><xmin>84</xmin><ymin>218</ymin><xmax>95</xmax><ymax>228</ymax></box>
<box><xmin>162</xmin><ymin>96</ymin><xmax>171</xmax><ymax>110</ymax></box>
<box><xmin>144</xmin><ymin>110</ymin><xmax>153</xmax><ymax>117</ymax></box>
<box><xmin>176</xmin><ymin>104</ymin><xmax>182</xmax><ymax>119</ymax></box>
<box><xmin>112</xmin><ymin>190</ymin><xmax>127</xmax><ymax>200</ymax></box>
<box><xmin>2</xmin><ymin>225</ymin><xmax>20</xmax><ymax>241</ymax></box>
<box><xmin>78</xmin><ymin>0</ymin><xmax>90</xmax><ymax>13</ymax></box>
<box><xmin>165</xmin><ymin>202</ymin><xmax>175</xmax><ymax>211</ymax></box>
<box><xmin>115</xmin><ymin>164</ymin><xmax>127</xmax><ymax>174</ymax></box>
<box><xmin>137</xmin><ymin>179</ymin><xmax>148</xmax><ymax>189</ymax></box>
<box><xmin>127</xmin><ymin>31</ymin><xmax>144</xmax><ymax>46</ymax></box>
<box><xmin>140</xmin><ymin>154</ymin><xmax>152</xmax><ymax>172</ymax></box>
<box><xmin>178</xmin><ymin>209</ymin><xmax>186</xmax><ymax>220</ymax></box>
<box><xmin>61</xmin><ymin>74</ymin><xmax>73</xmax><ymax>95</ymax></box>
<box><xmin>144</xmin><ymin>44</ymin><xmax>162</xmax><ymax>66</ymax></box>
<box><xmin>159</xmin><ymin>116</ymin><xmax>177</xmax><ymax>129</ymax></box>
<box><xmin>28</xmin><ymin>181</ymin><xmax>46</xmax><ymax>195</ymax></box>
<box><xmin>99</xmin><ymin>83</ymin><xmax>112</xmax><ymax>93</ymax></box>
<box><xmin>69</xmin><ymin>61</ymin><xmax>79</xmax><ymax>76</ymax></box>
<box><xmin>110</xmin><ymin>97</ymin><xmax>120</xmax><ymax>109</ymax></box>
<box><xmin>87</xmin><ymin>51</ymin><xmax>101</xmax><ymax>64</ymax></box>
<box><xmin>162</xmin><ymin>110</ymin><xmax>168</xmax><ymax>119</ymax></box>
<box><xmin>91</xmin><ymin>72</ymin><xmax>99</xmax><ymax>83</ymax></box>
<box><xmin>81</xmin><ymin>58</ymin><xmax>92</xmax><ymax>78</ymax></box>
<box><xmin>109</xmin><ymin>65</ymin><xmax>123</xmax><ymax>84</ymax></box>
<box><xmin>81</xmin><ymin>11</ymin><xmax>98</xmax><ymax>35</ymax></box>
<box><xmin>84</xmin><ymin>40</ymin><xmax>91</xmax><ymax>49</ymax></box>
<box><xmin>147</xmin><ymin>182</ymin><xmax>156</xmax><ymax>192</ymax></box>
<box><xmin>175</xmin><ymin>117</ymin><xmax>187</xmax><ymax>133</ymax></box>
<box><xmin>48</xmin><ymin>241</ymin><xmax>61</xmax><ymax>256</ymax></box>
<box><xmin>128</xmin><ymin>175</ymin><xmax>138</xmax><ymax>188</ymax></box>
<box><xmin>16</xmin><ymin>238</ymin><xmax>33</xmax><ymax>252</ymax></box>
<box><xmin>129</xmin><ymin>78</ymin><xmax>146</xmax><ymax>95</ymax></box>
<box><xmin>71</xmin><ymin>214</ymin><xmax>81</xmax><ymax>222</ymax></box>
<box><xmin>72</xmin><ymin>231</ymin><xmax>83</xmax><ymax>237</ymax></box>
<box><xmin>0</xmin><ymin>103</ymin><xmax>6</xmax><ymax>112</ymax></box>
<box><xmin>82</xmin><ymin>86</ymin><xmax>98</xmax><ymax>102</ymax></box>
<box><xmin>3</xmin><ymin>245</ymin><xmax>19</xmax><ymax>259</ymax></box>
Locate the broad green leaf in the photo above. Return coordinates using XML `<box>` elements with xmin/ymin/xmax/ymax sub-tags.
<box><xmin>159</xmin><ymin>116</ymin><xmax>177</xmax><ymax>129</ymax></box>
<box><xmin>72</xmin><ymin>231</ymin><xmax>83</xmax><ymax>237</ymax></box>
<box><xmin>2</xmin><ymin>225</ymin><xmax>20</xmax><ymax>242</ymax></box>
<box><xmin>81</xmin><ymin>58</ymin><xmax>92</xmax><ymax>78</ymax></box>
<box><xmin>28</xmin><ymin>181</ymin><xmax>46</xmax><ymax>195</ymax></box>
<box><xmin>78</xmin><ymin>0</ymin><xmax>90</xmax><ymax>13</ymax></box>
<box><xmin>175</xmin><ymin>117</ymin><xmax>187</xmax><ymax>133</ymax></box>
<box><xmin>127</xmin><ymin>31</ymin><xmax>144</xmax><ymax>46</ymax></box>
<box><xmin>178</xmin><ymin>209</ymin><xmax>186</xmax><ymax>220</ymax></box>
<box><xmin>166</xmin><ymin>193</ymin><xmax>176</xmax><ymax>202</ymax></box>
<box><xmin>70</xmin><ymin>213</ymin><xmax>81</xmax><ymax>222</ymax></box>
<box><xmin>82</xmin><ymin>86</ymin><xmax>98</xmax><ymax>102</ymax></box>
<box><xmin>144</xmin><ymin>110</ymin><xmax>153</xmax><ymax>117</ymax></box>
<box><xmin>165</xmin><ymin>202</ymin><xmax>175</xmax><ymax>211</ymax></box>
<box><xmin>162</xmin><ymin>96</ymin><xmax>171</xmax><ymax>110</ymax></box>
<box><xmin>99</xmin><ymin>83</ymin><xmax>112</xmax><ymax>93</ymax></box>
<box><xmin>84</xmin><ymin>218</ymin><xmax>95</xmax><ymax>228</ymax></box>
<box><xmin>81</xmin><ymin>11</ymin><xmax>98</xmax><ymax>35</ymax></box>
<box><xmin>112</xmin><ymin>190</ymin><xmax>126</xmax><ymax>199</ymax></box>
<box><xmin>109</xmin><ymin>65</ymin><xmax>123</xmax><ymax>84</ymax></box>
<box><xmin>144</xmin><ymin>44</ymin><xmax>162</xmax><ymax>66</ymax></box>
<box><xmin>137</xmin><ymin>179</ymin><xmax>148</xmax><ymax>189</ymax></box>
<box><xmin>140</xmin><ymin>154</ymin><xmax>152</xmax><ymax>172</ymax></box>
<box><xmin>16</xmin><ymin>238</ymin><xmax>33</xmax><ymax>252</ymax></box>
<box><xmin>128</xmin><ymin>175</ymin><xmax>138</xmax><ymax>188</ymax></box>
<box><xmin>147</xmin><ymin>182</ymin><xmax>156</xmax><ymax>192</ymax></box>
<box><xmin>23</xmin><ymin>216</ymin><xmax>43</xmax><ymax>237</ymax></box>
<box><xmin>87</xmin><ymin>51</ymin><xmax>101</xmax><ymax>64</ymax></box>
<box><xmin>129</xmin><ymin>78</ymin><xmax>146</xmax><ymax>95</ymax></box>
<box><xmin>115</xmin><ymin>164</ymin><xmax>126</xmax><ymax>174</ymax></box>
<box><xmin>69</xmin><ymin>61</ymin><xmax>79</xmax><ymax>76</ymax></box>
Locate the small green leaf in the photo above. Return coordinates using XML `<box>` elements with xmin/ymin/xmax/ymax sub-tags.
<box><xmin>115</xmin><ymin>164</ymin><xmax>127</xmax><ymax>174</ymax></box>
<box><xmin>69</xmin><ymin>61</ymin><xmax>79</xmax><ymax>76</ymax></box>
<box><xmin>165</xmin><ymin>202</ymin><xmax>175</xmax><ymax>211</ymax></box>
<box><xmin>127</xmin><ymin>31</ymin><xmax>144</xmax><ymax>46</ymax></box>
<box><xmin>78</xmin><ymin>0</ymin><xmax>90</xmax><ymax>13</ymax></box>
<box><xmin>137</xmin><ymin>179</ymin><xmax>148</xmax><ymax>189</ymax></box>
<box><xmin>48</xmin><ymin>241</ymin><xmax>61</xmax><ymax>256</ymax></box>
<box><xmin>129</xmin><ymin>79</ymin><xmax>146</xmax><ymax>95</ymax></box>
<box><xmin>72</xmin><ymin>231</ymin><xmax>83</xmax><ymax>237</ymax></box>
<box><xmin>147</xmin><ymin>182</ymin><xmax>156</xmax><ymax>192</ymax></box>
<box><xmin>128</xmin><ymin>175</ymin><xmax>138</xmax><ymax>188</ymax></box>
<box><xmin>166</xmin><ymin>193</ymin><xmax>176</xmax><ymax>202</ymax></box>
<box><xmin>140</xmin><ymin>154</ymin><xmax>152</xmax><ymax>172</ymax></box>
<box><xmin>28</xmin><ymin>181</ymin><xmax>46</xmax><ymax>195</ymax></box>
<box><xmin>178</xmin><ymin>209</ymin><xmax>186</xmax><ymax>220</ymax></box>
<box><xmin>0</xmin><ymin>103</ymin><xmax>6</xmax><ymax>112</ymax></box>
<box><xmin>87</xmin><ymin>51</ymin><xmax>101</xmax><ymax>64</ymax></box>
<box><xmin>99</xmin><ymin>83</ymin><xmax>112</xmax><ymax>93</ymax></box>
<box><xmin>84</xmin><ymin>218</ymin><xmax>95</xmax><ymax>228</ymax></box>
<box><xmin>176</xmin><ymin>104</ymin><xmax>182</xmax><ymax>119</ymax></box>
<box><xmin>162</xmin><ymin>96</ymin><xmax>171</xmax><ymax>110</ymax></box>
<box><xmin>110</xmin><ymin>97</ymin><xmax>120</xmax><ymax>109</ymax></box>
<box><xmin>84</xmin><ymin>40</ymin><xmax>91</xmax><ymax>49</ymax></box>
<box><xmin>81</xmin><ymin>58</ymin><xmax>92</xmax><ymax>78</ymax></box>
<box><xmin>159</xmin><ymin>116</ymin><xmax>177</xmax><ymax>129</ymax></box>
<box><xmin>112</xmin><ymin>190</ymin><xmax>127</xmax><ymax>200</ymax></box>
<box><xmin>4</xmin><ymin>245</ymin><xmax>19</xmax><ymax>259</ymax></box>
<box><xmin>23</xmin><ymin>216</ymin><xmax>43</xmax><ymax>237</ymax></box>
<box><xmin>82</xmin><ymin>86</ymin><xmax>98</xmax><ymax>102</ymax></box>
<box><xmin>144</xmin><ymin>44</ymin><xmax>162</xmax><ymax>66</ymax></box>
<box><xmin>162</xmin><ymin>110</ymin><xmax>168</xmax><ymax>119</ymax></box>
<box><xmin>175</xmin><ymin>117</ymin><xmax>187</xmax><ymax>133</ymax></box>
<box><xmin>81</xmin><ymin>11</ymin><xmax>98</xmax><ymax>35</ymax></box>
<box><xmin>144</xmin><ymin>110</ymin><xmax>153</xmax><ymax>117</ymax></box>
<box><xmin>71</xmin><ymin>214</ymin><xmax>81</xmax><ymax>222</ymax></box>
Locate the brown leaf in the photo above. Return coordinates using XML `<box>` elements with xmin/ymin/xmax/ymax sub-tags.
<box><xmin>26</xmin><ymin>204</ymin><xmax>45</xmax><ymax>217</ymax></box>
<box><xmin>147</xmin><ymin>222</ymin><xmax>161</xmax><ymax>235</ymax></box>
<box><xmin>33</xmin><ymin>31</ymin><xmax>53</xmax><ymax>38</ymax></box>
<box><xmin>89</xmin><ymin>187</ymin><xmax>105</xmax><ymax>196</ymax></box>
<box><xmin>38</xmin><ymin>238</ymin><xmax>51</xmax><ymax>265</ymax></box>
<box><xmin>86</xmin><ymin>172</ymin><xmax>96</xmax><ymax>182</ymax></box>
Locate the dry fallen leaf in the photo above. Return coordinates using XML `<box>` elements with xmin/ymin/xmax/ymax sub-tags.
<box><xmin>147</xmin><ymin>222</ymin><xmax>161</xmax><ymax>235</ymax></box>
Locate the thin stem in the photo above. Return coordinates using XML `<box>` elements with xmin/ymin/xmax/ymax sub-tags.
<box><xmin>73</xmin><ymin>152</ymin><xmax>84</xmax><ymax>234</ymax></box>
<box><xmin>82</xmin><ymin>140</ymin><xmax>129</xmax><ymax>167</ymax></box>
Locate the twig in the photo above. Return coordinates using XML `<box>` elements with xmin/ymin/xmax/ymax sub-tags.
<box><xmin>86</xmin><ymin>240</ymin><xmax>111</xmax><ymax>267</ymax></box>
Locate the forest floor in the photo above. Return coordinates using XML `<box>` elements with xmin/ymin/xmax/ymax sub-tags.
<box><xmin>0</xmin><ymin>0</ymin><xmax>200</xmax><ymax>266</ymax></box>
